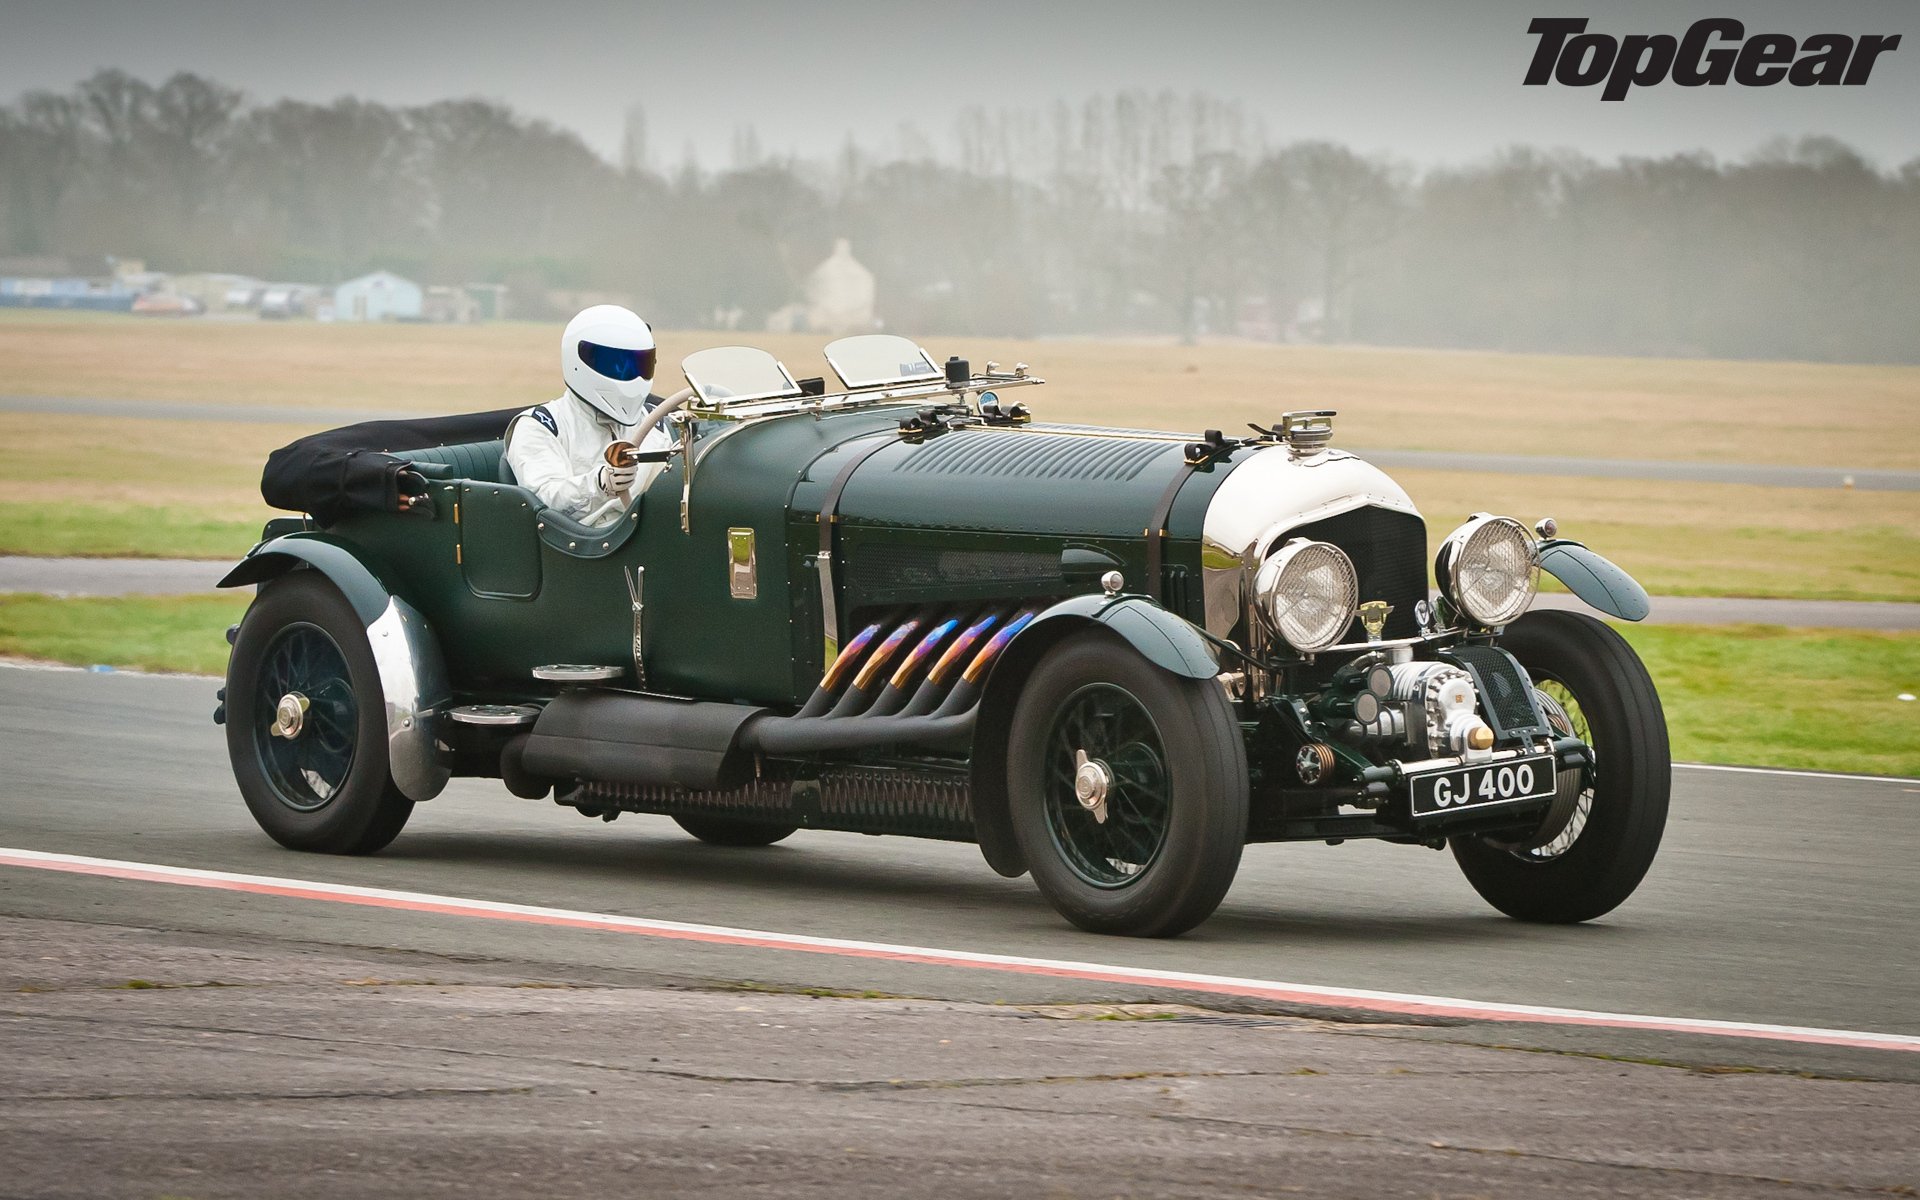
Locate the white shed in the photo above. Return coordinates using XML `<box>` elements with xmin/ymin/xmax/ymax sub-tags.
<box><xmin>804</xmin><ymin>239</ymin><xmax>876</xmax><ymax>335</ymax></box>
<box><xmin>333</xmin><ymin>271</ymin><xmax>423</xmax><ymax>322</ymax></box>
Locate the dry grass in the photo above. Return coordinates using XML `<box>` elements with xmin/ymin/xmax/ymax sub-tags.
<box><xmin>0</xmin><ymin>413</ymin><xmax>285</xmax><ymax>512</ymax></box>
<box><xmin>3</xmin><ymin>310</ymin><xmax>1915</xmax><ymax>468</ymax></box>
<box><xmin>1</xmin><ymin>312</ymin><xmax>1914</xmax><ymax>598</ymax></box>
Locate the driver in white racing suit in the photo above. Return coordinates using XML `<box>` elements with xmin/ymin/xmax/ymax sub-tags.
<box><xmin>505</xmin><ymin>305</ymin><xmax>674</xmax><ymax>527</ymax></box>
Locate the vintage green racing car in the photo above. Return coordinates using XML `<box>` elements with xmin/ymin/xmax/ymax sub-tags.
<box><xmin>216</xmin><ymin>335</ymin><xmax>1668</xmax><ymax>936</ymax></box>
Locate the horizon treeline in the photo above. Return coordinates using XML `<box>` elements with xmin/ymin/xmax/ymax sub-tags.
<box><xmin>2</xmin><ymin>70</ymin><xmax>1916</xmax><ymax>363</ymax></box>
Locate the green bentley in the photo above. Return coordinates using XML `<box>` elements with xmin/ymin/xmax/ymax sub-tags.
<box><xmin>217</xmin><ymin>334</ymin><xmax>1668</xmax><ymax>937</ymax></box>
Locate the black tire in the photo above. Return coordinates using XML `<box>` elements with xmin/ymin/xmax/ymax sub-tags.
<box><xmin>225</xmin><ymin>572</ymin><xmax>414</xmax><ymax>854</ymax></box>
<box><xmin>1006</xmin><ymin>630</ymin><xmax>1247</xmax><ymax>937</ymax></box>
<box><xmin>671</xmin><ymin>814</ymin><xmax>798</xmax><ymax>847</ymax></box>
<box><xmin>1452</xmin><ymin>609</ymin><xmax>1669</xmax><ymax>923</ymax></box>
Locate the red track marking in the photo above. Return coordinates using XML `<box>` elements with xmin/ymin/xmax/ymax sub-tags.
<box><xmin>3</xmin><ymin>847</ymin><xmax>1914</xmax><ymax>1054</ymax></box>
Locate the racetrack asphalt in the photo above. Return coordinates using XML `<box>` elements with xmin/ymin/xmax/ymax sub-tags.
<box><xmin>6</xmin><ymin>392</ymin><xmax>1917</xmax><ymax>490</ymax></box>
<box><xmin>7</xmin><ymin>554</ymin><xmax>1917</xmax><ymax>631</ymax></box>
<box><xmin>2</xmin><ymin>665</ymin><xmax>1915</xmax><ymax>1194</ymax></box>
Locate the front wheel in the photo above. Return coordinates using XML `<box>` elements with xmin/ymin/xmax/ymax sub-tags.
<box><xmin>1006</xmin><ymin>630</ymin><xmax>1247</xmax><ymax>937</ymax></box>
<box><xmin>225</xmin><ymin>572</ymin><xmax>414</xmax><ymax>854</ymax></box>
<box><xmin>1452</xmin><ymin>609</ymin><xmax>1670</xmax><ymax>923</ymax></box>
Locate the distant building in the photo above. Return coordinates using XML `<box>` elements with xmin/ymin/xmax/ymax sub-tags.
<box><xmin>422</xmin><ymin>285</ymin><xmax>477</xmax><ymax>324</ymax></box>
<box><xmin>544</xmin><ymin>288</ymin><xmax>634</xmax><ymax>320</ymax></box>
<box><xmin>766</xmin><ymin>238</ymin><xmax>878</xmax><ymax>334</ymax></box>
<box><xmin>465</xmin><ymin>283</ymin><xmax>509</xmax><ymax>321</ymax></box>
<box><xmin>333</xmin><ymin>271</ymin><xmax>423</xmax><ymax>322</ymax></box>
<box><xmin>805</xmin><ymin>239</ymin><xmax>876</xmax><ymax>334</ymax></box>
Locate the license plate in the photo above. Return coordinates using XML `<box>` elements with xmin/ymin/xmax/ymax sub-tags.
<box><xmin>1410</xmin><ymin>755</ymin><xmax>1556</xmax><ymax>818</ymax></box>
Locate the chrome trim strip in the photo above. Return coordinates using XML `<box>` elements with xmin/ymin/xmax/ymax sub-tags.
<box><xmin>685</xmin><ymin>372</ymin><xmax>1044</xmax><ymax>422</ymax></box>
<box><xmin>678</xmin><ymin>417</ymin><xmax>695</xmax><ymax>534</ymax></box>
<box><xmin>817</xmin><ymin>549</ymin><xmax>839</xmax><ymax>672</ymax></box>
<box><xmin>625</xmin><ymin>566</ymin><xmax>646</xmax><ymax>687</ymax></box>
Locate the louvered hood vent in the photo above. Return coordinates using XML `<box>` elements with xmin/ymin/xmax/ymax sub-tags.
<box><xmin>894</xmin><ymin>430</ymin><xmax>1169</xmax><ymax>482</ymax></box>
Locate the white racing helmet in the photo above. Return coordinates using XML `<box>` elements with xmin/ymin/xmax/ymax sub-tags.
<box><xmin>562</xmin><ymin>305</ymin><xmax>656</xmax><ymax>424</ymax></box>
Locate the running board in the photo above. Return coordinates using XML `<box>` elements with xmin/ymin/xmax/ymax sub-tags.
<box><xmin>567</xmin><ymin>764</ymin><xmax>975</xmax><ymax>842</ymax></box>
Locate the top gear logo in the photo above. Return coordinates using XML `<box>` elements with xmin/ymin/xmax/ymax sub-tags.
<box><xmin>1525</xmin><ymin>18</ymin><xmax>1901</xmax><ymax>101</ymax></box>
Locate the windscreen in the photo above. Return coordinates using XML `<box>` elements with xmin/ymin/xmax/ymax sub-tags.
<box><xmin>681</xmin><ymin>346</ymin><xmax>802</xmax><ymax>404</ymax></box>
<box><xmin>823</xmin><ymin>334</ymin><xmax>940</xmax><ymax>389</ymax></box>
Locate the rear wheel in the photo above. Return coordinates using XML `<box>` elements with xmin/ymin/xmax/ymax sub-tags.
<box><xmin>1451</xmin><ymin>609</ymin><xmax>1669</xmax><ymax>923</ymax></box>
<box><xmin>225</xmin><ymin>572</ymin><xmax>413</xmax><ymax>854</ymax></box>
<box><xmin>671</xmin><ymin>814</ymin><xmax>798</xmax><ymax>847</ymax></box>
<box><xmin>1007</xmin><ymin>630</ymin><xmax>1247</xmax><ymax>937</ymax></box>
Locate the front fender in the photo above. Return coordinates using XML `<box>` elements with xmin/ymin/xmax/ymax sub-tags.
<box><xmin>220</xmin><ymin>534</ymin><xmax>451</xmax><ymax>802</ymax></box>
<box><xmin>969</xmin><ymin>594</ymin><xmax>1221</xmax><ymax>879</ymax></box>
<box><xmin>1020</xmin><ymin>593</ymin><xmax>1222</xmax><ymax>679</ymax></box>
<box><xmin>1536</xmin><ymin>539</ymin><xmax>1651</xmax><ymax>622</ymax></box>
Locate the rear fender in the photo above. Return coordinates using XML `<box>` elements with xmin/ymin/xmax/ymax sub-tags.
<box><xmin>219</xmin><ymin>534</ymin><xmax>393</xmax><ymax>625</ymax></box>
<box><xmin>969</xmin><ymin>594</ymin><xmax>1221</xmax><ymax>878</ymax></box>
<box><xmin>220</xmin><ymin>534</ymin><xmax>451</xmax><ymax>801</ymax></box>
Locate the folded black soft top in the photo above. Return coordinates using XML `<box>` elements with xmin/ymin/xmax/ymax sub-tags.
<box><xmin>261</xmin><ymin>408</ymin><xmax>520</xmax><ymax>526</ymax></box>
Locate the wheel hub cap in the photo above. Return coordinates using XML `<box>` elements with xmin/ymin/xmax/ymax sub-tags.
<box><xmin>1072</xmin><ymin>749</ymin><xmax>1112</xmax><ymax>824</ymax></box>
<box><xmin>270</xmin><ymin>692</ymin><xmax>310</xmax><ymax>740</ymax></box>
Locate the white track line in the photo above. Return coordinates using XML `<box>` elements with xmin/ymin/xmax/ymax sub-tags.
<box><xmin>2</xmin><ymin>847</ymin><xmax>1914</xmax><ymax>1055</ymax></box>
<box><xmin>1673</xmin><ymin>763</ymin><xmax>1919</xmax><ymax>785</ymax></box>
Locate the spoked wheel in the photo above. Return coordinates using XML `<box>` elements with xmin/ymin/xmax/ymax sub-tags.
<box><xmin>255</xmin><ymin>625</ymin><xmax>359</xmax><ymax>811</ymax></box>
<box><xmin>225</xmin><ymin>572</ymin><xmax>414</xmax><ymax>854</ymax></box>
<box><xmin>1043</xmin><ymin>685</ymin><xmax>1173</xmax><ymax>887</ymax></box>
<box><xmin>672</xmin><ymin>814</ymin><xmax>798</xmax><ymax>847</ymax></box>
<box><xmin>1008</xmin><ymin>630</ymin><xmax>1246</xmax><ymax>937</ymax></box>
<box><xmin>1452</xmin><ymin>609</ymin><xmax>1670</xmax><ymax>923</ymax></box>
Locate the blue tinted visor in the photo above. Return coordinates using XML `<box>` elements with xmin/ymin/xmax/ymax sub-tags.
<box><xmin>579</xmin><ymin>340</ymin><xmax>656</xmax><ymax>382</ymax></box>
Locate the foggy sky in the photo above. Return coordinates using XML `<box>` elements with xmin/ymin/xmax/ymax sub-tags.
<box><xmin>3</xmin><ymin>0</ymin><xmax>1915</xmax><ymax>169</ymax></box>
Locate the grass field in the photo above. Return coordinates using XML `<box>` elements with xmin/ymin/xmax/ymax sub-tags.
<box><xmin>1615</xmin><ymin>624</ymin><xmax>1920</xmax><ymax>778</ymax></box>
<box><xmin>0</xmin><ymin>593</ymin><xmax>246</xmax><ymax>676</ymax></box>
<box><xmin>1</xmin><ymin>592</ymin><xmax>1910</xmax><ymax>775</ymax></box>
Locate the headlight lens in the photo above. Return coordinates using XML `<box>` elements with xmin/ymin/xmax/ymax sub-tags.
<box><xmin>1255</xmin><ymin>539</ymin><xmax>1359</xmax><ymax>653</ymax></box>
<box><xmin>1438</xmin><ymin>514</ymin><xmax>1536</xmax><ymax>626</ymax></box>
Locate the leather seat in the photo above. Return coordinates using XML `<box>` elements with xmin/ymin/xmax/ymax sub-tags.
<box><xmin>403</xmin><ymin>440</ymin><xmax>506</xmax><ymax>483</ymax></box>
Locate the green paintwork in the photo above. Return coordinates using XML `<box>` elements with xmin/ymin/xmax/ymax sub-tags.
<box><xmin>458</xmin><ymin>482</ymin><xmax>542</xmax><ymax>598</ymax></box>
<box><xmin>817</xmin><ymin>425</ymin><xmax>1236</xmax><ymax>632</ymax></box>
<box><xmin>231</xmin><ymin>410</ymin><xmax>1248</xmax><ymax>709</ymax></box>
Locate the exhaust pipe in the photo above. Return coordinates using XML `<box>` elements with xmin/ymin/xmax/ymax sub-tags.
<box><xmin>796</xmin><ymin>621</ymin><xmax>883</xmax><ymax>718</ymax></box>
<box><xmin>900</xmin><ymin>610</ymin><xmax>1002</xmax><ymax>716</ymax></box>
<box><xmin>519</xmin><ymin>606</ymin><xmax>1044</xmax><ymax>784</ymax></box>
<box><xmin>867</xmin><ymin>617</ymin><xmax>960</xmax><ymax>718</ymax></box>
<box><xmin>828</xmin><ymin>618</ymin><xmax>921</xmax><ymax>717</ymax></box>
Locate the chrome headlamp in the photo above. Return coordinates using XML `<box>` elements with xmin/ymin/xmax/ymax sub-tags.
<box><xmin>1254</xmin><ymin>539</ymin><xmax>1359</xmax><ymax>653</ymax></box>
<box><xmin>1435</xmin><ymin>514</ymin><xmax>1537</xmax><ymax>626</ymax></box>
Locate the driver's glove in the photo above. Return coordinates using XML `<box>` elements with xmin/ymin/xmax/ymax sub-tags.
<box><xmin>599</xmin><ymin>460</ymin><xmax>639</xmax><ymax>494</ymax></box>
